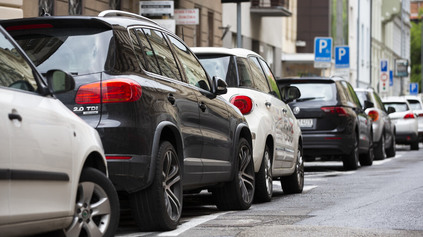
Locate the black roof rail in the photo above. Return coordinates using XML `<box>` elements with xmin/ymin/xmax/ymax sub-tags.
<box><xmin>98</xmin><ymin>10</ymin><xmax>159</xmax><ymax>26</ymax></box>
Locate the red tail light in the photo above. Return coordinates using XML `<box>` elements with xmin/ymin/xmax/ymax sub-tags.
<box><xmin>418</xmin><ymin>113</ymin><xmax>423</xmax><ymax>117</ymax></box>
<box><xmin>321</xmin><ymin>106</ymin><xmax>348</xmax><ymax>116</ymax></box>
<box><xmin>368</xmin><ymin>110</ymin><xmax>379</xmax><ymax>121</ymax></box>
<box><xmin>76</xmin><ymin>79</ymin><xmax>142</xmax><ymax>104</ymax></box>
<box><xmin>230</xmin><ymin>95</ymin><xmax>253</xmax><ymax>114</ymax></box>
<box><xmin>6</xmin><ymin>24</ymin><xmax>53</xmax><ymax>31</ymax></box>
<box><xmin>404</xmin><ymin>113</ymin><xmax>416</xmax><ymax>119</ymax></box>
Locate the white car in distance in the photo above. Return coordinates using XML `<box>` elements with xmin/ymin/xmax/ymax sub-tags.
<box><xmin>193</xmin><ymin>47</ymin><xmax>303</xmax><ymax>202</ymax></box>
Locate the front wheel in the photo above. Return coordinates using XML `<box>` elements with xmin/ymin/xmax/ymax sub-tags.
<box><xmin>281</xmin><ymin>144</ymin><xmax>304</xmax><ymax>194</ymax></box>
<box><xmin>213</xmin><ymin>137</ymin><xmax>255</xmax><ymax>210</ymax></box>
<box><xmin>65</xmin><ymin>168</ymin><xmax>120</xmax><ymax>237</ymax></box>
<box><xmin>130</xmin><ymin>141</ymin><xmax>183</xmax><ymax>231</ymax></box>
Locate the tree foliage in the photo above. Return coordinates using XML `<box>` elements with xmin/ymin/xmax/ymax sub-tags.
<box><xmin>410</xmin><ymin>20</ymin><xmax>421</xmax><ymax>85</ymax></box>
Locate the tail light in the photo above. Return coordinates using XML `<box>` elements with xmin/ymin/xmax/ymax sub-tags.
<box><xmin>76</xmin><ymin>78</ymin><xmax>142</xmax><ymax>104</ymax></box>
<box><xmin>418</xmin><ymin>113</ymin><xmax>423</xmax><ymax>117</ymax></box>
<box><xmin>230</xmin><ymin>95</ymin><xmax>253</xmax><ymax>114</ymax></box>
<box><xmin>404</xmin><ymin>113</ymin><xmax>416</xmax><ymax>119</ymax></box>
<box><xmin>6</xmin><ymin>24</ymin><xmax>53</xmax><ymax>31</ymax></box>
<box><xmin>368</xmin><ymin>110</ymin><xmax>379</xmax><ymax>121</ymax></box>
<box><xmin>321</xmin><ymin>106</ymin><xmax>348</xmax><ymax>116</ymax></box>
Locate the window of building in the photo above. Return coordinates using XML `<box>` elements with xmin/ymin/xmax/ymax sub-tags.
<box><xmin>38</xmin><ymin>0</ymin><xmax>54</xmax><ymax>16</ymax></box>
<box><xmin>208</xmin><ymin>11</ymin><xmax>214</xmax><ymax>46</ymax></box>
<box><xmin>69</xmin><ymin>0</ymin><xmax>82</xmax><ymax>15</ymax></box>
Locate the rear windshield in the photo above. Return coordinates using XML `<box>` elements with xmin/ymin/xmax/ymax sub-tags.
<box><xmin>384</xmin><ymin>102</ymin><xmax>408</xmax><ymax>112</ymax></box>
<box><xmin>197</xmin><ymin>55</ymin><xmax>238</xmax><ymax>87</ymax></box>
<box><xmin>11</xmin><ymin>28</ymin><xmax>113</xmax><ymax>75</ymax></box>
<box><xmin>407</xmin><ymin>100</ymin><xmax>422</xmax><ymax>110</ymax></box>
<box><xmin>284</xmin><ymin>82</ymin><xmax>336</xmax><ymax>102</ymax></box>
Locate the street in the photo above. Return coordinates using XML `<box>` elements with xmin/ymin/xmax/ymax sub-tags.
<box><xmin>117</xmin><ymin>144</ymin><xmax>423</xmax><ymax>237</ymax></box>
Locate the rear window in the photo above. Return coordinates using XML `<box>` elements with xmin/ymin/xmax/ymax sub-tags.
<box><xmin>11</xmin><ymin>28</ymin><xmax>113</xmax><ymax>75</ymax></box>
<box><xmin>384</xmin><ymin>102</ymin><xmax>408</xmax><ymax>112</ymax></box>
<box><xmin>285</xmin><ymin>82</ymin><xmax>336</xmax><ymax>102</ymax></box>
<box><xmin>407</xmin><ymin>99</ymin><xmax>422</xmax><ymax>110</ymax></box>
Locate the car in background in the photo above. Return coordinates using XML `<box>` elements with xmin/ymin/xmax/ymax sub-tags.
<box><xmin>193</xmin><ymin>47</ymin><xmax>303</xmax><ymax>202</ymax></box>
<box><xmin>404</xmin><ymin>95</ymin><xmax>423</xmax><ymax>141</ymax></box>
<box><xmin>0</xmin><ymin>26</ymin><xmax>119</xmax><ymax>236</ymax></box>
<box><xmin>277</xmin><ymin>77</ymin><xmax>374</xmax><ymax>170</ymax></box>
<box><xmin>2</xmin><ymin>11</ymin><xmax>255</xmax><ymax>231</ymax></box>
<box><xmin>355</xmin><ymin>88</ymin><xmax>396</xmax><ymax>159</ymax></box>
<box><xmin>383</xmin><ymin>97</ymin><xmax>419</xmax><ymax>150</ymax></box>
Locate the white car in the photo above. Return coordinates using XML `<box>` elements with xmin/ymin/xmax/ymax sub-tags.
<box><xmin>0</xmin><ymin>26</ymin><xmax>119</xmax><ymax>236</ymax></box>
<box><xmin>383</xmin><ymin>97</ymin><xmax>419</xmax><ymax>150</ymax></box>
<box><xmin>404</xmin><ymin>95</ymin><xmax>423</xmax><ymax>142</ymax></box>
<box><xmin>193</xmin><ymin>47</ymin><xmax>303</xmax><ymax>202</ymax></box>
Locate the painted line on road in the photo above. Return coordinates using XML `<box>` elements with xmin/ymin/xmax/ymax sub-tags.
<box><xmin>158</xmin><ymin>211</ymin><xmax>231</xmax><ymax>236</ymax></box>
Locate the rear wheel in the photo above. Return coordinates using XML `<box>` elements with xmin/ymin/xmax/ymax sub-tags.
<box><xmin>343</xmin><ymin>133</ymin><xmax>359</xmax><ymax>170</ymax></box>
<box><xmin>281</xmin><ymin>144</ymin><xmax>304</xmax><ymax>194</ymax></box>
<box><xmin>386</xmin><ymin>134</ymin><xmax>396</xmax><ymax>158</ymax></box>
<box><xmin>130</xmin><ymin>141</ymin><xmax>182</xmax><ymax>231</ymax></box>
<box><xmin>254</xmin><ymin>145</ymin><xmax>273</xmax><ymax>202</ymax></box>
<box><xmin>359</xmin><ymin>135</ymin><xmax>374</xmax><ymax>166</ymax></box>
<box><xmin>65</xmin><ymin>168</ymin><xmax>120</xmax><ymax>237</ymax></box>
<box><xmin>374</xmin><ymin>134</ymin><xmax>386</xmax><ymax>160</ymax></box>
<box><xmin>411</xmin><ymin>139</ymin><xmax>419</xmax><ymax>150</ymax></box>
<box><xmin>213</xmin><ymin>137</ymin><xmax>255</xmax><ymax>210</ymax></box>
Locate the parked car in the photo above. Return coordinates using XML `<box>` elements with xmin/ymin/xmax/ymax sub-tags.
<box><xmin>355</xmin><ymin>88</ymin><xmax>396</xmax><ymax>159</ymax></box>
<box><xmin>383</xmin><ymin>96</ymin><xmax>419</xmax><ymax>150</ymax></box>
<box><xmin>404</xmin><ymin>95</ymin><xmax>423</xmax><ymax>141</ymax></box>
<box><xmin>193</xmin><ymin>47</ymin><xmax>304</xmax><ymax>202</ymax></box>
<box><xmin>0</xmin><ymin>25</ymin><xmax>119</xmax><ymax>236</ymax></box>
<box><xmin>1</xmin><ymin>10</ymin><xmax>255</xmax><ymax>231</ymax></box>
<box><xmin>276</xmin><ymin>77</ymin><xmax>374</xmax><ymax>170</ymax></box>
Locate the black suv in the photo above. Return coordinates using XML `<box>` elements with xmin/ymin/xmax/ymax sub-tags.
<box><xmin>277</xmin><ymin>77</ymin><xmax>374</xmax><ymax>170</ymax></box>
<box><xmin>1</xmin><ymin>11</ymin><xmax>255</xmax><ymax>231</ymax></box>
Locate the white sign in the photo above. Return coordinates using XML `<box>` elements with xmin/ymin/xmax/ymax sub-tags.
<box><xmin>174</xmin><ymin>9</ymin><xmax>199</xmax><ymax>25</ymax></box>
<box><xmin>139</xmin><ymin>1</ymin><xmax>174</xmax><ymax>16</ymax></box>
<box><xmin>155</xmin><ymin>19</ymin><xmax>176</xmax><ymax>33</ymax></box>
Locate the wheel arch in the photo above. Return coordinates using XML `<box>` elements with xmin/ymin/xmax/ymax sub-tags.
<box><xmin>82</xmin><ymin>151</ymin><xmax>107</xmax><ymax>176</ymax></box>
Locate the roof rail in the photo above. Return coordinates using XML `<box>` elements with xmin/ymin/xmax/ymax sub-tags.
<box><xmin>98</xmin><ymin>10</ymin><xmax>159</xmax><ymax>26</ymax></box>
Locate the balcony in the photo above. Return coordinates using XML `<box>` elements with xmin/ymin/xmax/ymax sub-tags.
<box><xmin>250</xmin><ymin>0</ymin><xmax>291</xmax><ymax>17</ymax></box>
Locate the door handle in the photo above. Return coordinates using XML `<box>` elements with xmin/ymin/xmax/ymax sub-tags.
<box><xmin>167</xmin><ymin>94</ymin><xmax>176</xmax><ymax>105</ymax></box>
<box><xmin>199</xmin><ymin>102</ymin><xmax>207</xmax><ymax>112</ymax></box>
<box><xmin>8</xmin><ymin>113</ymin><xmax>22</xmax><ymax>122</ymax></box>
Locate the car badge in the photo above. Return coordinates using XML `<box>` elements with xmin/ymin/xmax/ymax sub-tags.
<box><xmin>293</xmin><ymin>106</ymin><xmax>300</xmax><ymax>115</ymax></box>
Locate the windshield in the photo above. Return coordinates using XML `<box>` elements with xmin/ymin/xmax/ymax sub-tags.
<box><xmin>12</xmin><ymin>28</ymin><xmax>113</xmax><ymax>75</ymax></box>
<box><xmin>197</xmin><ymin>55</ymin><xmax>238</xmax><ymax>87</ymax></box>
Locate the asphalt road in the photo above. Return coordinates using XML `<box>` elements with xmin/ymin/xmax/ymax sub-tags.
<box><xmin>117</xmin><ymin>144</ymin><xmax>423</xmax><ymax>237</ymax></box>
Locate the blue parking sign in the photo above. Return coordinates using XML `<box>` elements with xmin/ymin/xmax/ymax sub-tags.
<box><xmin>335</xmin><ymin>46</ymin><xmax>350</xmax><ymax>68</ymax></box>
<box><xmin>381</xmin><ymin>59</ymin><xmax>388</xmax><ymax>72</ymax></box>
<box><xmin>410</xmin><ymin>83</ymin><xmax>419</xmax><ymax>95</ymax></box>
<box><xmin>314</xmin><ymin>37</ymin><xmax>332</xmax><ymax>68</ymax></box>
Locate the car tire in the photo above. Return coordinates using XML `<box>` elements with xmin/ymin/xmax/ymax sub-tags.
<box><xmin>343</xmin><ymin>133</ymin><xmax>359</xmax><ymax>170</ymax></box>
<box><xmin>281</xmin><ymin>144</ymin><xmax>304</xmax><ymax>194</ymax></box>
<box><xmin>213</xmin><ymin>137</ymin><xmax>255</xmax><ymax>210</ymax></box>
<box><xmin>386</xmin><ymin>134</ymin><xmax>396</xmax><ymax>158</ymax></box>
<box><xmin>254</xmin><ymin>145</ymin><xmax>273</xmax><ymax>202</ymax></box>
<box><xmin>411</xmin><ymin>139</ymin><xmax>419</xmax><ymax>150</ymax></box>
<box><xmin>374</xmin><ymin>133</ymin><xmax>386</xmax><ymax>160</ymax></box>
<box><xmin>130</xmin><ymin>141</ymin><xmax>183</xmax><ymax>231</ymax></box>
<box><xmin>64</xmin><ymin>167</ymin><xmax>120</xmax><ymax>237</ymax></box>
<box><xmin>359</xmin><ymin>136</ymin><xmax>374</xmax><ymax>166</ymax></box>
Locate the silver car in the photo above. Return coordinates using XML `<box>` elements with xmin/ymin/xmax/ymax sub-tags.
<box><xmin>383</xmin><ymin>97</ymin><xmax>419</xmax><ymax>150</ymax></box>
<box><xmin>355</xmin><ymin>88</ymin><xmax>396</xmax><ymax>159</ymax></box>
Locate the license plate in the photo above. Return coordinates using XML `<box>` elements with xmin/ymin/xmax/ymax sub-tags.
<box><xmin>298</xmin><ymin>119</ymin><xmax>314</xmax><ymax>128</ymax></box>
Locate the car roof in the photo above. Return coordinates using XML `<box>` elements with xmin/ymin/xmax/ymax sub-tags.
<box><xmin>191</xmin><ymin>47</ymin><xmax>263</xmax><ymax>59</ymax></box>
<box><xmin>276</xmin><ymin>76</ymin><xmax>346</xmax><ymax>84</ymax></box>
<box><xmin>382</xmin><ymin>96</ymin><xmax>408</xmax><ymax>103</ymax></box>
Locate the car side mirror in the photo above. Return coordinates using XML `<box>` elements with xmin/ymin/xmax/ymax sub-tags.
<box><xmin>212</xmin><ymin>76</ymin><xmax>227</xmax><ymax>95</ymax></box>
<box><xmin>387</xmin><ymin>106</ymin><xmax>396</xmax><ymax>114</ymax></box>
<box><xmin>45</xmin><ymin>70</ymin><xmax>75</xmax><ymax>94</ymax></box>
<box><xmin>283</xmin><ymin>86</ymin><xmax>301</xmax><ymax>103</ymax></box>
<box><xmin>364</xmin><ymin>100</ymin><xmax>374</xmax><ymax>110</ymax></box>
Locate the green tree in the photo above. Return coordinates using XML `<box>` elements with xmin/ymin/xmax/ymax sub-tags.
<box><xmin>410</xmin><ymin>9</ymin><xmax>423</xmax><ymax>92</ymax></box>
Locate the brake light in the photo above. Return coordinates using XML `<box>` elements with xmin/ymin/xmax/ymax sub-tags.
<box><xmin>418</xmin><ymin>113</ymin><xmax>423</xmax><ymax>117</ymax></box>
<box><xmin>230</xmin><ymin>95</ymin><xmax>253</xmax><ymax>114</ymax></box>
<box><xmin>6</xmin><ymin>24</ymin><xmax>53</xmax><ymax>31</ymax></box>
<box><xmin>75</xmin><ymin>78</ymin><xmax>142</xmax><ymax>104</ymax></box>
<box><xmin>368</xmin><ymin>110</ymin><xmax>379</xmax><ymax>121</ymax></box>
<box><xmin>404</xmin><ymin>113</ymin><xmax>416</xmax><ymax>119</ymax></box>
<box><xmin>321</xmin><ymin>106</ymin><xmax>348</xmax><ymax>116</ymax></box>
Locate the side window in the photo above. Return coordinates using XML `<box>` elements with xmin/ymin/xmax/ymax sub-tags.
<box><xmin>130</xmin><ymin>29</ymin><xmax>147</xmax><ymax>69</ymax></box>
<box><xmin>258</xmin><ymin>58</ymin><xmax>281</xmax><ymax>99</ymax></box>
<box><xmin>134</xmin><ymin>29</ymin><xmax>161</xmax><ymax>74</ymax></box>
<box><xmin>0</xmin><ymin>34</ymin><xmax>38</xmax><ymax>92</ymax></box>
<box><xmin>373</xmin><ymin>92</ymin><xmax>386</xmax><ymax>111</ymax></box>
<box><xmin>346</xmin><ymin>83</ymin><xmax>362</xmax><ymax>109</ymax></box>
<box><xmin>236</xmin><ymin>57</ymin><xmax>254</xmax><ymax>88</ymax></box>
<box><xmin>248</xmin><ymin>57</ymin><xmax>271</xmax><ymax>93</ymax></box>
<box><xmin>143</xmin><ymin>29</ymin><xmax>182</xmax><ymax>80</ymax></box>
<box><xmin>168</xmin><ymin>35</ymin><xmax>210</xmax><ymax>91</ymax></box>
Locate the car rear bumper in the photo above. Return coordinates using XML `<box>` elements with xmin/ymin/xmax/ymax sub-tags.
<box><xmin>302</xmin><ymin>133</ymin><xmax>355</xmax><ymax>157</ymax></box>
<box><xmin>395</xmin><ymin>132</ymin><xmax>418</xmax><ymax>144</ymax></box>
